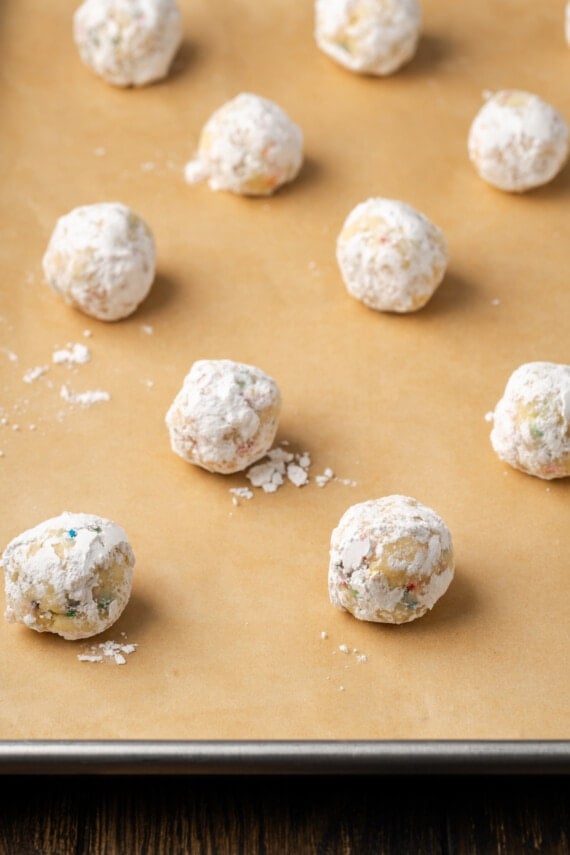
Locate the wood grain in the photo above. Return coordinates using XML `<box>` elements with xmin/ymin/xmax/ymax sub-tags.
<box><xmin>0</xmin><ymin>775</ymin><xmax>568</xmax><ymax>854</ymax></box>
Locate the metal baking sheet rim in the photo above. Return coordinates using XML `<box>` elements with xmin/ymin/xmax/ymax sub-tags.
<box><xmin>0</xmin><ymin>740</ymin><xmax>568</xmax><ymax>775</ymax></box>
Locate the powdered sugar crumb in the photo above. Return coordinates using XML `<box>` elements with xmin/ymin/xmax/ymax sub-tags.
<box><xmin>484</xmin><ymin>411</ymin><xmax>494</xmax><ymax>423</ymax></box>
<box><xmin>315</xmin><ymin>467</ymin><xmax>334</xmax><ymax>487</ymax></box>
<box><xmin>61</xmin><ymin>385</ymin><xmax>111</xmax><ymax>406</ymax></box>
<box><xmin>287</xmin><ymin>462</ymin><xmax>309</xmax><ymax>486</ymax></box>
<box><xmin>23</xmin><ymin>366</ymin><xmax>48</xmax><ymax>384</ymax></box>
<box><xmin>53</xmin><ymin>343</ymin><xmax>91</xmax><ymax>365</ymax></box>
<box><xmin>141</xmin><ymin>324</ymin><xmax>154</xmax><ymax>335</ymax></box>
<box><xmin>229</xmin><ymin>487</ymin><xmax>254</xmax><ymax>506</ymax></box>
<box><xmin>78</xmin><ymin>638</ymin><xmax>138</xmax><ymax>665</ymax></box>
<box><xmin>237</xmin><ymin>443</ymin><xmax>356</xmax><ymax>499</ymax></box>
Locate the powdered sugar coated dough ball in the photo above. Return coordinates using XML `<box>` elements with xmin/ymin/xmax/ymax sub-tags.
<box><xmin>314</xmin><ymin>0</ymin><xmax>421</xmax><ymax>76</ymax></box>
<box><xmin>490</xmin><ymin>362</ymin><xmax>570</xmax><ymax>480</ymax></box>
<box><xmin>336</xmin><ymin>197</ymin><xmax>448</xmax><ymax>312</ymax></box>
<box><xmin>184</xmin><ymin>93</ymin><xmax>304</xmax><ymax>196</ymax></box>
<box><xmin>329</xmin><ymin>495</ymin><xmax>454</xmax><ymax>624</ymax></box>
<box><xmin>165</xmin><ymin>359</ymin><xmax>282</xmax><ymax>474</ymax></box>
<box><xmin>468</xmin><ymin>90</ymin><xmax>569</xmax><ymax>192</ymax></box>
<box><xmin>73</xmin><ymin>0</ymin><xmax>183</xmax><ymax>87</ymax></box>
<box><xmin>2</xmin><ymin>512</ymin><xmax>135</xmax><ymax>640</ymax></box>
<box><xmin>42</xmin><ymin>202</ymin><xmax>156</xmax><ymax>321</ymax></box>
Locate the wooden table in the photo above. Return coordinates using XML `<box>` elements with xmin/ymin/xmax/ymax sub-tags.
<box><xmin>1</xmin><ymin>773</ymin><xmax>568</xmax><ymax>853</ymax></box>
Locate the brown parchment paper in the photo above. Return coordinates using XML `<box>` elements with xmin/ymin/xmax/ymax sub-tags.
<box><xmin>0</xmin><ymin>0</ymin><xmax>569</xmax><ymax>742</ymax></box>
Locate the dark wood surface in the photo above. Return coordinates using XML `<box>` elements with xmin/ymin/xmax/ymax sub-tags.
<box><xmin>0</xmin><ymin>774</ymin><xmax>568</xmax><ymax>854</ymax></box>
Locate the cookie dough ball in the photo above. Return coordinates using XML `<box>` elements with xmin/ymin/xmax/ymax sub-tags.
<box><xmin>165</xmin><ymin>359</ymin><xmax>282</xmax><ymax>474</ymax></box>
<box><xmin>2</xmin><ymin>512</ymin><xmax>135</xmax><ymax>640</ymax></box>
<box><xmin>467</xmin><ymin>90</ymin><xmax>569</xmax><ymax>192</ymax></box>
<box><xmin>73</xmin><ymin>0</ymin><xmax>183</xmax><ymax>87</ymax></box>
<box><xmin>336</xmin><ymin>197</ymin><xmax>448</xmax><ymax>313</ymax></box>
<box><xmin>490</xmin><ymin>361</ymin><xmax>570</xmax><ymax>479</ymax></box>
<box><xmin>42</xmin><ymin>202</ymin><xmax>156</xmax><ymax>321</ymax></box>
<box><xmin>329</xmin><ymin>495</ymin><xmax>454</xmax><ymax>624</ymax></box>
<box><xmin>184</xmin><ymin>93</ymin><xmax>304</xmax><ymax>196</ymax></box>
<box><xmin>314</xmin><ymin>0</ymin><xmax>421</xmax><ymax>76</ymax></box>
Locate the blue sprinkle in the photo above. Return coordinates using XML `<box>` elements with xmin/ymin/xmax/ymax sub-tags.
<box><xmin>68</xmin><ymin>529</ymin><xmax>77</xmax><ymax>538</ymax></box>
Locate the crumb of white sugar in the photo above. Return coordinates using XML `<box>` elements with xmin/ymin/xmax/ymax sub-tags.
<box><xmin>61</xmin><ymin>385</ymin><xmax>111</xmax><ymax>406</ymax></box>
<box><xmin>23</xmin><ymin>366</ymin><xmax>48</xmax><ymax>384</ymax></box>
<box><xmin>315</xmin><ymin>467</ymin><xmax>334</xmax><ymax>487</ymax></box>
<box><xmin>78</xmin><ymin>639</ymin><xmax>138</xmax><ymax>665</ymax></box>
<box><xmin>53</xmin><ymin>343</ymin><xmax>91</xmax><ymax>365</ymax></box>
<box><xmin>287</xmin><ymin>462</ymin><xmax>309</xmax><ymax>487</ymax></box>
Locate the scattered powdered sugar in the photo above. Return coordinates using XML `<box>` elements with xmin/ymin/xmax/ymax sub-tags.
<box><xmin>246</xmin><ymin>459</ymin><xmax>285</xmax><ymax>493</ymax></box>
<box><xmin>140</xmin><ymin>324</ymin><xmax>154</xmax><ymax>335</ymax></box>
<box><xmin>1</xmin><ymin>348</ymin><xmax>19</xmax><ymax>363</ymax></box>
<box><xmin>23</xmin><ymin>365</ymin><xmax>48</xmax><ymax>384</ymax></box>
<box><xmin>234</xmin><ymin>443</ymin><xmax>356</xmax><ymax>502</ymax></box>
<box><xmin>484</xmin><ymin>411</ymin><xmax>494</xmax><ymax>423</ymax></box>
<box><xmin>286</xmin><ymin>462</ymin><xmax>309</xmax><ymax>487</ymax></box>
<box><xmin>61</xmin><ymin>385</ymin><xmax>111</xmax><ymax>406</ymax></box>
<box><xmin>53</xmin><ymin>342</ymin><xmax>91</xmax><ymax>365</ymax></box>
<box><xmin>78</xmin><ymin>637</ymin><xmax>138</xmax><ymax>665</ymax></box>
<box><xmin>229</xmin><ymin>487</ymin><xmax>254</xmax><ymax>506</ymax></box>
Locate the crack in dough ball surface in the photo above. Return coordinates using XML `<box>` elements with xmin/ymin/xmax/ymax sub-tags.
<box><xmin>314</xmin><ymin>0</ymin><xmax>421</xmax><ymax>76</ymax></box>
<box><xmin>184</xmin><ymin>93</ymin><xmax>304</xmax><ymax>196</ymax></box>
<box><xmin>490</xmin><ymin>361</ymin><xmax>570</xmax><ymax>480</ymax></box>
<box><xmin>165</xmin><ymin>359</ymin><xmax>282</xmax><ymax>474</ymax></box>
<box><xmin>468</xmin><ymin>90</ymin><xmax>569</xmax><ymax>192</ymax></box>
<box><xmin>42</xmin><ymin>202</ymin><xmax>156</xmax><ymax>321</ymax></box>
<box><xmin>336</xmin><ymin>197</ymin><xmax>448</xmax><ymax>313</ymax></box>
<box><xmin>73</xmin><ymin>0</ymin><xmax>183</xmax><ymax>87</ymax></box>
<box><xmin>329</xmin><ymin>495</ymin><xmax>454</xmax><ymax>624</ymax></box>
<box><xmin>2</xmin><ymin>512</ymin><xmax>135</xmax><ymax>640</ymax></box>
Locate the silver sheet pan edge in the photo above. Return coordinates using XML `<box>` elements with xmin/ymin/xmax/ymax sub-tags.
<box><xmin>0</xmin><ymin>740</ymin><xmax>568</xmax><ymax>775</ymax></box>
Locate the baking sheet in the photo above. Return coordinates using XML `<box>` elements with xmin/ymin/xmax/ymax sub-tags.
<box><xmin>1</xmin><ymin>0</ymin><xmax>569</xmax><ymax>769</ymax></box>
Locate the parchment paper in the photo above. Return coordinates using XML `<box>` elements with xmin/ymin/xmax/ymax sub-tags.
<box><xmin>0</xmin><ymin>0</ymin><xmax>568</xmax><ymax>741</ymax></box>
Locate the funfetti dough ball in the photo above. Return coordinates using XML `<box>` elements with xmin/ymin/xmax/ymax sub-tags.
<box><xmin>467</xmin><ymin>90</ymin><xmax>569</xmax><ymax>192</ymax></box>
<box><xmin>490</xmin><ymin>362</ymin><xmax>570</xmax><ymax>480</ymax></box>
<box><xmin>2</xmin><ymin>512</ymin><xmax>135</xmax><ymax>640</ymax></box>
<box><xmin>165</xmin><ymin>359</ymin><xmax>282</xmax><ymax>474</ymax></box>
<box><xmin>329</xmin><ymin>495</ymin><xmax>454</xmax><ymax>625</ymax></box>
<box><xmin>314</xmin><ymin>0</ymin><xmax>421</xmax><ymax>76</ymax></box>
<box><xmin>42</xmin><ymin>202</ymin><xmax>156</xmax><ymax>321</ymax></box>
<box><xmin>184</xmin><ymin>93</ymin><xmax>304</xmax><ymax>197</ymax></box>
<box><xmin>336</xmin><ymin>197</ymin><xmax>448</xmax><ymax>313</ymax></box>
<box><xmin>73</xmin><ymin>0</ymin><xmax>183</xmax><ymax>87</ymax></box>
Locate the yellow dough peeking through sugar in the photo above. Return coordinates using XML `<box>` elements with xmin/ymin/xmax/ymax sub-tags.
<box><xmin>336</xmin><ymin>197</ymin><xmax>448</xmax><ymax>313</ymax></box>
<box><xmin>314</xmin><ymin>0</ymin><xmax>422</xmax><ymax>76</ymax></box>
<box><xmin>328</xmin><ymin>495</ymin><xmax>454</xmax><ymax>624</ymax></box>
<box><xmin>165</xmin><ymin>359</ymin><xmax>282</xmax><ymax>474</ymax></box>
<box><xmin>489</xmin><ymin>361</ymin><xmax>570</xmax><ymax>480</ymax></box>
<box><xmin>184</xmin><ymin>93</ymin><xmax>304</xmax><ymax>197</ymax></box>
<box><xmin>2</xmin><ymin>512</ymin><xmax>135</xmax><ymax>640</ymax></box>
<box><xmin>42</xmin><ymin>202</ymin><xmax>156</xmax><ymax>321</ymax></box>
<box><xmin>73</xmin><ymin>0</ymin><xmax>183</xmax><ymax>87</ymax></box>
<box><xmin>468</xmin><ymin>89</ymin><xmax>569</xmax><ymax>192</ymax></box>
